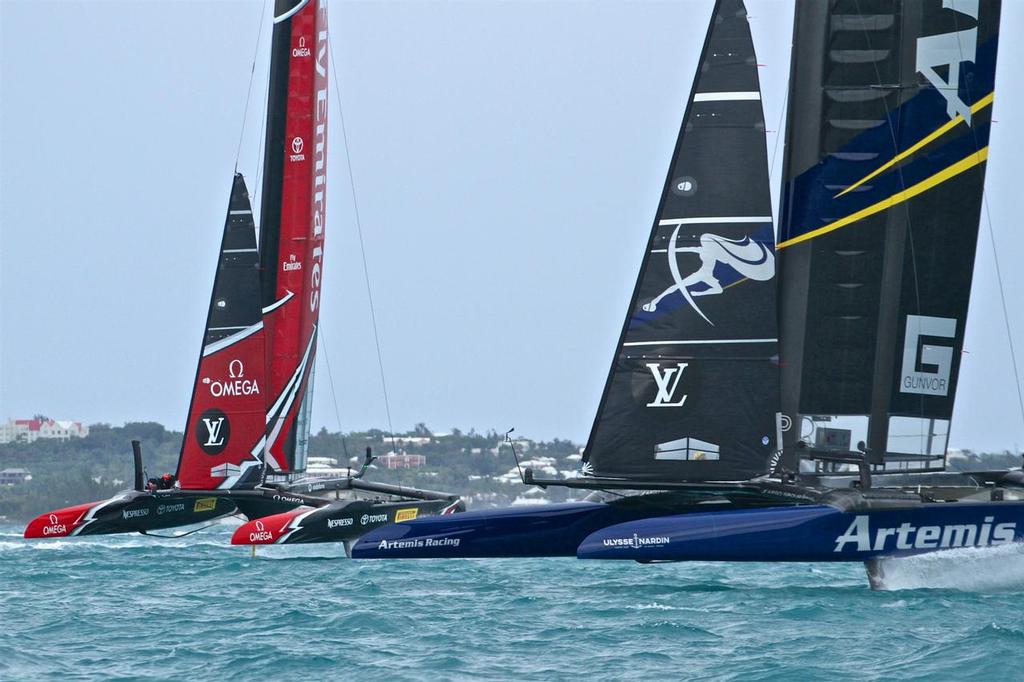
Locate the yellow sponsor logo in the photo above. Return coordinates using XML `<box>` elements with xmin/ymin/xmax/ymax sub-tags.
<box><xmin>193</xmin><ymin>497</ymin><xmax>217</xmax><ymax>513</ymax></box>
<box><xmin>394</xmin><ymin>508</ymin><xmax>418</xmax><ymax>523</ymax></box>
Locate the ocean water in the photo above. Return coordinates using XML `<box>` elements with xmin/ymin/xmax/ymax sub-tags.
<box><xmin>3</xmin><ymin>522</ymin><xmax>1024</xmax><ymax>681</ymax></box>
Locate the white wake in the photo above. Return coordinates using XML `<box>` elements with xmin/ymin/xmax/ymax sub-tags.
<box><xmin>875</xmin><ymin>542</ymin><xmax>1024</xmax><ymax>591</ymax></box>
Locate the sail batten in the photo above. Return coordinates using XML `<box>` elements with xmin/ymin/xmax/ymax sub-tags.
<box><xmin>580</xmin><ymin>0</ymin><xmax>780</xmax><ymax>484</ymax></box>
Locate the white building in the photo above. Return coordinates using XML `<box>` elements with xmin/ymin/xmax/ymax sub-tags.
<box><xmin>0</xmin><ymin>418</ymin><xmax>89</xmax><ymax>444</ymax></box>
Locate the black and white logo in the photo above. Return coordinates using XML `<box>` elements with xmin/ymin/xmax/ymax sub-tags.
<box><xmin>900</xmin><ymin>315</ymin><xmax>956</xmax><ymax>396</ymax></box>
<box><xmin>671</xmin><ymin>176</ymin><xmax>697</xmax><ymax>197</ymax></box>
<box><xmin>196</xmin><ymin>408</ymin><xmax>231</xmax><ymax>455</ymax></box>
<box><xmin>645</xmin><ymin>362</ymin><xmax>689</xmax><ymax>408</ymax></box>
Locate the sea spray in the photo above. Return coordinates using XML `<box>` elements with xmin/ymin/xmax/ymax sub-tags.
<box><xmin>873</xmin><ymin>542</ymin><xmax>1024</xmax><ymax>592</ymax></box>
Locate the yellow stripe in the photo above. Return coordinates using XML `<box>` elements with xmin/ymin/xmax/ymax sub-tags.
<box><xmin>834</xmin><ymin>92</ymin><xmax>994</xmax><ymax>198</ymax></box>
<box><xmin>777</xmin><ymin>147</ymin><xmax>989</xmax><ymax>250</ymax></box>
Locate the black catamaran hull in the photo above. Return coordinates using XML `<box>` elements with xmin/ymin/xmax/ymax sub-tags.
<box><xmin>24</xmin><ymin>491</ymin><xmax>239</xmax><ymax>538</ymax></box>
<box><xmin>231</xmin><ymin>498</ymin><xmax>463</xmax><ymax>546</ymax></box>
<box><xmin>22</xmin><ymin>488</ymin><xmax>321</xmax><ymax>539</ymax></box>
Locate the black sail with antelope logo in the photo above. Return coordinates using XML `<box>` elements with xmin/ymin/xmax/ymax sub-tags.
<box><xmin>580</xmin><ymin>0</ymin><xmax>780</xmax><ymax>483</ymax></box>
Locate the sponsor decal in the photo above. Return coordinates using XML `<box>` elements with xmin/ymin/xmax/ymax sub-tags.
<box><xmin>157</xmin><ymin>503</ymin><xmax>185</xmax><ymax>515</ymax></box>
<box><xmin>394</xmin><ymin>508</ymin><xmax>419</xmax><ymax>523</ymax></box>
<box><xmin>645</xmin><ymin>362</ymin><xmax>688</xmax><ymax>408</ymax></box>
<box><xmin>42</xmin><ymin>513</ymin><xmax>68</xmax><ymax>536</ymax></box>
<box><xmin>292</xmin><ymin>36</ymin><xmax>311</xmax><ymax>58</ymax></box>
<box><xmin>834</xmin><ymin>515</ymin><xmax>1017</xmax><ymax>553</ymax></box>
<box><xmin>327</xmin><ymin>517</ymin><xmax>354</xmax><ymax>529</ymax></box>
<box><xmin>916</xmin><ymin>2</ymin><xmax>980</xmax><ymax>123</ymax></box>
<box><xmin>282</xmin><ymin>254</ymin><xmax>302</xmax><ymax>272</ymax></box>
<box><xmin>900</xmin><ymin>315</ymin><xmax>957</xmax><ymax>396</ymax></box>
<box><xmin>203</xmin><ymin>360</ymin><xmax>260</xmax><ymax>398</ymax></box>
<box><xmin>122</xmin><ymin>508</ymin><xmax>150</xmax><ymax>520</ymax></box>
<box><xmin>248</xmin><ymin>520</ymin><xmax>274</xmax><ymax>543</ymax></box>
<box><xmin>360</xmin><ymin>513</ymin><xmax>389</xmax><ymax>526</ymax></box>
<box><xmin>194</xmin><ymin>498</ymin><xmax>218</xmax><ymax>513</ymax></box>
<box><xmin>196</xmin><ymin>408</ymin><xmax>230</xmax><ymax>455</ymax></box>
<box><xmin>377</xmin><ymin>537</ymin><xmax>460</xmax><ymax>550</ymax></box>
<box><xmin>289</xmin><ymin>136</ymin><xmax>306</xmax><ymax>162</ymax></box>
<box><xmin>601</xmin><ymin>533</ymin><xmax>671</xmax><ymax>550</ymax></box>
<box><xmin>272</xmin><ymin>494</ymin><xmax>303</xmax><ymax>505</ymax></box>
<box><xmin>309</xmin><ymin>23</ymin><xmax>327</xmax><ymax>314</ymax></box>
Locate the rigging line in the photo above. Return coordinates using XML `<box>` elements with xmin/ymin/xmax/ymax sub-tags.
<box><xmin>952</xmin><ymin>13</ymin><xmax>1024</xmax><ymax>442</ymax></box>
<box><xmin>766</xmin><ymin>85</ymin><xmax>787</xmax><ymax>190</ymax></box>
<box><xmin>234</xmin><ymin>0</ymin><xmax>269</xmax><ymax>172</ymax></box>
<box><xmin>983</xmin><ymin>196</ymin><xmax>1024</xmax><ymax>432</ymax></box>
<box><xmin>251</xmin><ymin>40</ymin><xmax>273</xmax><ymax>220</ymax></box>
<box><xmin>318</xmin><ymin>331</ymin><xmax>351</xmax><ymax>460</ymax></box>
<box><xmin>327</xmin><ymin>32</ymin><xmax>399</xmax><ymax>457</ymax></box>
<box><xmin>948</xmin><ymin>5</ymin><xmax>1024</xmax><ymax>437</ymax></box>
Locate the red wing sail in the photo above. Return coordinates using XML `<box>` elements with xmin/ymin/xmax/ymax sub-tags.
<box><xmin>258</xmin><ymin>0</ymin><xmax>328</xmax><ymax>474</ymax></box>
<box><xmin>176</xmin><ymin>174</ymin><xmax>267</xmax><ymax>490</ymax></box>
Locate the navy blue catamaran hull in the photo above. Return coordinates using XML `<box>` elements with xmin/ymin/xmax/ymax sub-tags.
<box><xmin>353</xmin><ymin>500</ymin><xmax>1024</xmax><ymax>562</ymax></box>
<box><xmin>351</xmin><ymin>502</ymin><xmax>665</xmax><ymax>558</ymax></box>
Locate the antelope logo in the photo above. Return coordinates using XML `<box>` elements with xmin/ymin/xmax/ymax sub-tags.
<box><xmin>643</xmin><ymin>226</ymin><xmax>774</xmax><ymax>324</ymax></box>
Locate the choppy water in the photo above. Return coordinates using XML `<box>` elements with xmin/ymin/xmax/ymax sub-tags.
<box><xmin>4</xmin><ymin>522</ymin><xmax>1024</xmax><ymax>680</ymax></box>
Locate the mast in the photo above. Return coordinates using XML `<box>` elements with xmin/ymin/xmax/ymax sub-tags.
<box><xmin>580</xmin><ymin>0</ymin><xmax>780</xmax><ymax>484</ymax></box>
<box><xmin>258</xmin><ymin>0</ymin><xmax>328</xmax><ymax>475</ymax></box>
<box><xmin>777</xmin><ymin>0</ymin><xmax>1001</xmax><ymax>472</ymax></box>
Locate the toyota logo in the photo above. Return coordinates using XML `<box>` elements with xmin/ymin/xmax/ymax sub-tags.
<box><xmin>291</xmin><ymin>137</ymin><xmax>304</xmax><ymax>154</ymax></box>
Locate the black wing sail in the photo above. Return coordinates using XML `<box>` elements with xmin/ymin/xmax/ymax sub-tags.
<box><xmin>777</xmin><ymin>0</ymin><xmax>1000</xmax><ymax>471</ymax></box>
<box><xmin>581</xmin><ymin>0</ymin><xmax>780</xmax><ymax>483</ymax></box>
<box><xmin>176</xmin><ymin>173</ymin><xmax>269</xmax><ymax>490</ymax></box>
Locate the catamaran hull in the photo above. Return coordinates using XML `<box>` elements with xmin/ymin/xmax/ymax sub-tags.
<box><xmin>21</xmin><ymin>487</ymin><xmax>317</xmax><ymax>539</ymax></box>
<box><xmin>576</xmin><ymin>502</ymin><xmax>1024</xmax><ymax>562</ymax></box>
<box><xmin>231</xmin><ymin>498</ymin><xmax>463</xmax><ymax>546</ymax></box>
<box><xmin>23</xmin><ymin>491</ymin><xmax>238</xmax><ymax>538</ymax></box>
<box><xmin>352</xmin><ymin>498</ymin><xmax>1024</xmax><ymax>563</ymax></box>
<box><xmin>350</xmin><ymin>501</ymin><xmax>665</xmax><ymax>558</ymax></box>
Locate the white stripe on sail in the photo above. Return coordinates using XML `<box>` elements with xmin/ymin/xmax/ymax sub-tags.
<box><xmin>228</xmin><ymin>210</ymin><xmax>253</xmax><ymax>215</ymax></box>
<box><xmin>623</xmin><ymin>338</ymin><xmax>778</xmax><ymax>347</ymax></box>
<box><xmin>658</xmin><ymin>216</ymin><xmax>772</xmax><ymax>226</ymax></box>
<box><xmin>262</xmin><ymin>290</ymin><xmax>294</xmax><ymax>315</ymax></box>
<box><xmin>223</xmin><ymin>248</ymin><xmax>258</xmax><ymax>253</ymax></box>
<box><xmin>202</xmin><ymin>321</ymin><xmax>263</xmax><ymax>357</ymax></box>
<box><xmin>274</xmin><ymin>0</ymin><xmax>310</xmax><ymax>23</ymax></box>
<box><xmin>265</xmin><ymin>329</ymin><xmax>317</xmax><ymax>456</ymax></box>
<box><xmin>693</xmin><ymin>91</ymin><xmax>761</xmax><ymax>102</ymax></box>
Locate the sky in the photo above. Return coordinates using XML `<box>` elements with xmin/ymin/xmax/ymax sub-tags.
<box><xmin>1</xmin><ymin>1</ymin><xmax>1023</xmax><ymax>453</ymax></box>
